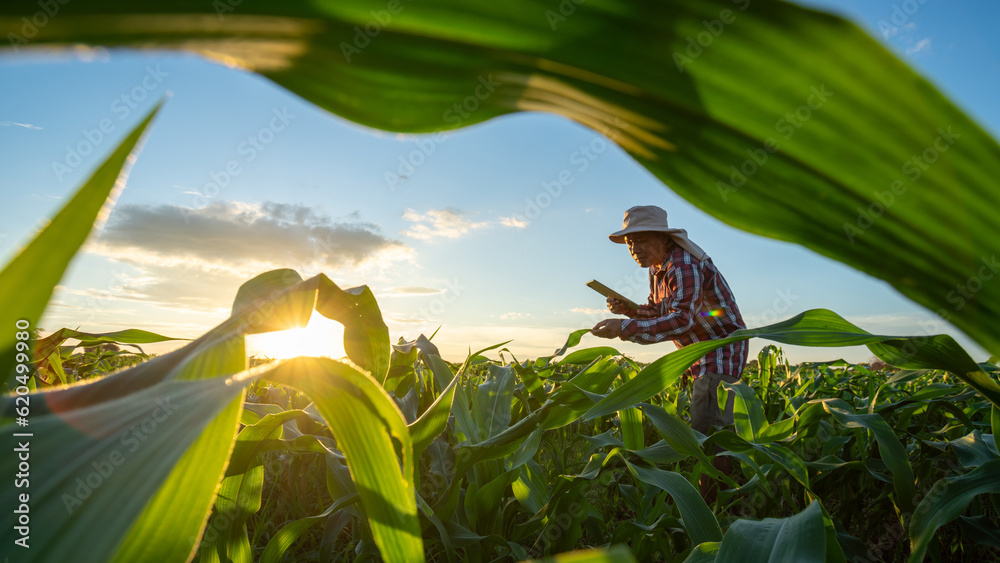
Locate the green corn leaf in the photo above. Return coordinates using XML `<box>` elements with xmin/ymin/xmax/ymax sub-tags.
<box><xmin>408</xmin><ymin>357</ymin><xmax>460</xmax><ymax>457</ymax></box>
<box><xmin>714</xmin><ymin>500</ymin><xmax>828</xmax><ymax>563</ymax></box>
<box><xmin>867</xmin><ymin>369</ymin><xmax>929</xmax><ymax>415</ymax></box>
<box><xmin>506</xmin><ymin>427</ymin><xmax>543</xmax><ymax>472</ymax></box>
<box><xmin>544</xmin><ymin>357</ymin><xmax>621</xmax><ymax>430</ymax></box>
<box><xmin>632</xmin><ymin>441</ymin><xmax>687</xmax><ymax>466</ymax></box>
<box><xmin>512</xmin><ymin>360</ymin><xmax>548</xmax><ymax>404</ymax></box>
<box><xmin>308</xmin><ymin>274</ymin><xmax>391</xmax><ymax>381</ymax></box>
<box><xmin>722</xmin><ymin>381</ymin><xmax>769</xmax><ymax>443</ymax></box>
<box><xmin>956</xmin><ymin>515</ymin><xmax>1000</xmax><ymax>550</ymax></box>
<box><xmin>549</xmin><ymin>329</ymin><xmax>592</xmax><ymax>358</ymax></box>
<box><xmin>259</xmin><ymin>494</ymin><xmax>360</xmax><ymax>563</ymax></box>
<box><xmin>814</xmin><ymin>398</ymin><xmax>915</xmax><ymax>512</ymax></box>
<box><xmin>558</xmin><ymin>347</ymin><xmax>622</xmax><ymax>366</ymax></box>
<box><xmin>618</xmin><ymin>368</ymin><xmax>644</xmax><ymax>451</ymax></box>
<box><xmin>475</xmin><ymin>364</ymin><xmax>516</xmax><ymax>440</ymax></box>
<box><xmin>0</xmin><ymin>373</ymin><xmax>248</xmax><ymax>562</ymax></box>
<box><xmin>908</xmin><ymin>458</ymin><xmax>1000</xmax><ymax>562</ymax></box>
<box><xmin>416</xmin><ymin>493</ymin><xmax>457</xmax><ymax>562</ymax></box>
<box><xmin>512</xmin><ymin>459</ymin><xmax>549</xmax><ymax>515</ymax></box>
<box><xmin>266</xmin><ymin>357</ymin><xmax>423</xmax><ymax>563</ymax></box>
<box><xmin>584</xmin><ymin>309</ymin><xmax>1000</xmax><ymax>421</ymax></box>
<box><xmin>521</xmin><ymin>544</ymin><xmax>636</xmax><ymax>563</ymax></box>
<box><xmin>386</xmin><ymin>339</ymin><xmax>420</xmax><ymax>391</ymax></box>
<box><xmin>200</xmin><ymin>411</ymin><xmax>299</xmax><ymax>563</ymax></box>
<box><xmin>465</xmin><ymin>470</ymin><xmax>519</xmax><ymax>533</ymax></box>
<box><xmin>684</xmin><ymin>542</ymin><xmax>720</xmax><ymax>563</ymax></box>
<box><xmin>639</xmin><ymin>403</ymin><xmax>724</xmax><ymax>482</ymax></box>
<box><xmin>942</xmin><ymin>430</ymin><xmax>999</xmax><ymax>469</ymax></box>
<box><xmin>34</xmin><ymin>328</ymin><xmax>188</xmax><ymax>363</ymax></box>
<box><xmin>756</xmin><ymin>417</ymin><xmax>795</xmax><ymax>444</ymax></box>
<box><xmin>706</xmin><ymin>431</ymin><xmax>810</xmax><ymax>493</ymax></box>
<box><xmin>623</xmin><ymin>460</ymin><xmax>723</xmax><ymax>545</ymax></box>
<box><xmin>0</xmin><ymin>103</ymin><xmax>161</xmax><ymax>389</ymax></box>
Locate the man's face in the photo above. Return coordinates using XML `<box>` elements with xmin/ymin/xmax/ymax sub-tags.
<box><xmin>625</xmin><ymin>232</ymin><xmax>669</xmax><ymax>268</ymax></box>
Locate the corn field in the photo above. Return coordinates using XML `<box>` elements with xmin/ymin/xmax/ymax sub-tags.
<box><xmin>3</xmin><ymin>0</ymin><xmax>1000</xmax><ymax>561</ymax></box>
<box><xmin>3</xmin><ymin>255</ymin><xmax>1000</xmax><ymax>561</ymax></box>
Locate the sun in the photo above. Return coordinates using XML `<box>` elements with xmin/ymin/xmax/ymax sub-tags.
<box><xmin>245</xmin><ymin>312</ymin><xmax>347</xmax><ymax>360</ymax></box>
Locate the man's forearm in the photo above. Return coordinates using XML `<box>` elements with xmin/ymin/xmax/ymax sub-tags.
<box><xmin>620</xmin><ymin>313</ymin><xmax>693</xmax><ymax>342</ymax></box>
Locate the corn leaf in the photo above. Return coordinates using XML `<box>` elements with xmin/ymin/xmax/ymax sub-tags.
<box><xmin>259</xmin><ymin>495</ymin><xmax>359</xmax><ymax>563</ymax></box>
<box><xmin>0</xmin><ymin>103</ymin><xmax>160</xmax><ymax>389</ymax></box>
<box><xmin>265</xmin><ymin>357</ymin><xmax>423</xmax><ymax>562</ymax></box>
<box><xmin>908</xmin><ymin>458</ymin><xmax>1000</xmax><ymax>562</ymax></box>
<box><xmin>623</xmin><ymin>460</ymin><xmax>723</xmax><ymax>545</ymax></box>
<box><xmin>812</xmin><ymin>398</ymin><xmax>915</xmax><ymax>512</ymax></box>
<box><xmin>522</xmin><ymin>544</ymin><xmax>636</xmax><ymax>563</ymax></box>
<box><xmin>714</xmin><ymin>500</ymin><xmax>827</xmax><ymax>563</ymax></box>
<box><xmin>0</xmin><ymin>374</ymin><xmax>249</xmax><ymax>562</ymax></box>
<box><xmin>408</xmin><ymin>358</ymin><xmax>460</xmax><ymax>457</ymax></box>
<box><xmin>35</xmin><ymin>328</ymin><xmax>188</xmax><ymax>361</ymax></box>
<box><xmin>584</xmin><ymin>309</ymin><xmax>1000</xmax><ymax>420</ymax></box>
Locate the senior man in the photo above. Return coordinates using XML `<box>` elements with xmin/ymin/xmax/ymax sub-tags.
<box><xmin>590</xmin><ymin>205</ymin><xmax>749</xmax><ymax>501</ymax></box>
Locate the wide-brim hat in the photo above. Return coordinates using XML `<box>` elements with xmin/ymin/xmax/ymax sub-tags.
<box><xmin>609</xmin><ymin>205</ymin><xmax>708</xmax><ymax>260</ymax></box>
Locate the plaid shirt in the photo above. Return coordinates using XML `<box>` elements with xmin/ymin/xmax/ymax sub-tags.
<box><xmin>620</xmin><ymin>243</ymin><xmax>748</xmax><ymax>382</ymax></box>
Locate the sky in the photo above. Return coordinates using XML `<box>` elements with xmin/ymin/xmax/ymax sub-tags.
<box><xmin>1</xmin><ymin>0</ymin><xmax>998</xmax><ymax>365</ymax></box>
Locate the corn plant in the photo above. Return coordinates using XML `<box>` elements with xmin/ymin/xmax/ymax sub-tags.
<box><xmin>2</xmin><ymin>115</ymin><xmax>1000</xmax><ymax>561</ymax></box>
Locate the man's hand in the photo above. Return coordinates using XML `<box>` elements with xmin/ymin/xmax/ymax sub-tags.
<box><xmin>591</xmin><ymin>319</ymin><xmax>623</xmax><ymax>339</ymax></box>
<box><xmin>607</xmin><ymin>297</ymin><xmax>630</xmax><ymax>315</ymax></box>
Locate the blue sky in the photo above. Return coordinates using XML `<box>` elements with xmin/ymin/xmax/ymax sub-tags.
<box><xmin>1</xmin><ymin>0</ymin><xmax>998</xmax><ymax>364</ymax></box>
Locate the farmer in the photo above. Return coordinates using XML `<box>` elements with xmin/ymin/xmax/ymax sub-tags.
<box><xmin>590</xmin><ymin>205</ymin><xmax>749</xmax><ymax>502</ymax></box>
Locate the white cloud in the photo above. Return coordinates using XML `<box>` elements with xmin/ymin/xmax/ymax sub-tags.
<box><xmin>907</xmin><ymin>38</ymin><xmax>931</xmax><ymax>55</ymax></box>
<box><xmin>76</xmin><ymin>200</ymin><xmax>412</xmax><ymax>312</ymax></box>
<box><xmin>500</xmin><ymin>312</ymin><xmax>531</xmax><ymax>320</ymax></box>
<box><xmin>0</xmin><ymin>121</ymin><xmax>42</xmax><ymax>130</ymax></box>
<box><xmin>499</xmin><ymin>216</ymin><xmax>528</xmax><ymax>229</ymax></box>
<box><xmin>401</xmin><ymin>207</ymin><xmax>490</xmax><ymax>240</ymax></box>
<box><xmin>570</xmin><ymin>307</ymin><xmax>605</xmax><ymax>315</ymax></box>
<box><xmin>89</xmin><ymin>200</ymin><xmax>406</xmax><ymax>274</ymax></box>
<box><xmin>381</xmin><ymin>286</ymin><xmax>446</xmax><ymax>296</ymax></box>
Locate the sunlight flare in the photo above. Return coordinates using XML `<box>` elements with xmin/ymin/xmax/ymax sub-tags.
<box><xmin>246</xmin><ymin>312</ymin><xmax>346</xmax><ymax>360</ymax></box>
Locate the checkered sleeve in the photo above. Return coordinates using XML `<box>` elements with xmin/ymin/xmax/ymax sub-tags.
<box><xmin>620</xmin><ymin>256</ymin><xmax>700</xmax><ymax>343</ymax></box>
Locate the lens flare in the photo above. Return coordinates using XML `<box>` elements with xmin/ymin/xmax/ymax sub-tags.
<box><xmin>246</xmin><ymin>312</ymin><xmax>347</xmax><ymax>360</ymax></box>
